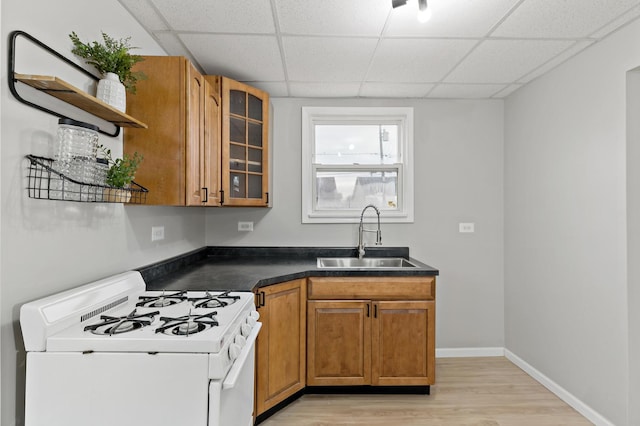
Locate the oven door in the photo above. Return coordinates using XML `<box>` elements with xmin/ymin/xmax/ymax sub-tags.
<box><xmin>209</xmin><ymin>322</ymin><xmax>262</xmax><ymax>426</ymax></box>
<box><xmin>24</xmin><ymin>352</ymin><xmax>210</xmax><ymax>426</ymax></box>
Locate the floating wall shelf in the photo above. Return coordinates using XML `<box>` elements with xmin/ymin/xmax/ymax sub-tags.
<box><xmin>15</xmin><ymin>74</ymin><xmax>147</xmax><ymax>129</ymax></box>
<box><xmin>8</xmin><ymin>30</ymin><xmax>147</xmax><ymax>137</ymax></box>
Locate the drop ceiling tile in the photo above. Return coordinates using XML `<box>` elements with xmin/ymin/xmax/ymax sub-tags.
<box><xmin>445</xmin><ymin>39</ymin><xmax>573</xmax><ymax>83</ymax></box>
<box><xmin>118</xmin><ymin>0</ymin><xmax>169</xmax><ymax>31</ymax></box>
<box><xmin>289</xmin><ymin>82</ymin><xmax>361</xmax><ymax>98</ymax></box>
<box><xmin>492</xmin><ymin>84</ymin><xmax>523</xmax><ymax>98</ymax></box>
<box><xmin>283</xmin><ymin>37</ymin><xmax>378</xmax><ymax>81</ymax></box>
<box><xmin>492</xmin><ymin>0</ymin><xmax>640</xmax><ymax>38</ymax></box>
<box><xmin>367</xmin><ymin>38</ymin><xmax>477</xmax><ymax>82</ymax></box>
<box><xmin>179</xmin><ymin>34</ymin><xmax>285</xmax><ymax>81</ymax></box>
<box><xmin>590</xmin><ymin>4</ymin><xmax>640</xmax><ymax>39</ymax></box>
<box><xmin>518</xmin><ymin>40</ymin><xmax>594</xmax><ymax>83</ymax></box>
<box><xmin>153</xmin><ymin>32</ymin><xmax>196</xmax><ymax>62</ymax></box>
<box><xmin>151</xmin><ymin>0</ymin><xmax>275</xmax><ymax>33</ymax></box>
<box><xmin>359</xmin><ymin>82</ymin><xmax>435</xmax><ymax>98</ymax></box>
<box><xmin>385</xmin><ymin>0</ymin><xmax>520</xmax><ymax>37</ymax></box>
<box><xmin>429</xmin><ymin>83</ymin><xmax>506</xmax><ymax>98</ymax></box>
<box><xmin>248</xmin><ymin>82</ymin><xmax>289</xmax><ymax>97</ymax></box>
<box><xmin>275</xmin><ymin>0</ymin><xmax>389</xmax><ymax>36</ymax></box>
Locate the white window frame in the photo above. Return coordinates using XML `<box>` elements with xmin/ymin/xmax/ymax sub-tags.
<box><xmin>302</xmin><ymin>106</ymin><xmax>414</xmax><ymax>223</ymax></box>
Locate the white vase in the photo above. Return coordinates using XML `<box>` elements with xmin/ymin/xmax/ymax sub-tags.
<box><xmin>96</xmin><ymin>72</ymin><xmax>126</xmax><ymax>112</ymax></box>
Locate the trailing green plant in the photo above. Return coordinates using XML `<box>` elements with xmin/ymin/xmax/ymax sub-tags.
<box><xmin>69</xmin><ymin>31</ymin><xmax>146</xmax><ymax>93</ymax></box>
<box><xmin>100</xmin><ymin>146</ymin><xmax>143</xmax><ymax>188</ymax></box>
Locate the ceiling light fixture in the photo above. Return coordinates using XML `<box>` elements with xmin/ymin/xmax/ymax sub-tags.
<box><xmin>392</xmin><ymin>0</ymin><xmax>432</xmax><ymax>23</ymax></box>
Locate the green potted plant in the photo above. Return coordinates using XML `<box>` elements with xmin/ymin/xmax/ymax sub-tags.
<box><xmin>99</xmin><ymin>146</ymin><xmax>143</xmax><ymax>202</ymax></box>
<box><xmin>69</xmin><ymin>31</ymin><xmax>146</xmax><ymax>111</ymax></box>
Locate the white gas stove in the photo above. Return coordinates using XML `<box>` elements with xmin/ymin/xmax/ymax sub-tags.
<box><xmin>20</xmin><ymin>271</ymin><xmax>261</xmax><ymax>426</ymax></box>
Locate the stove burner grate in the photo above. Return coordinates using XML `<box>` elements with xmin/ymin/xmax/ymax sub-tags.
<box><xmin>136</xmin><ymin>290</ymin><xmax>187</xmax><ymax>308</ymax></box>
<box><xmin>156</xmin><ymin>311</ymin><xmax>219</xmax><ymax>336</ymax></box>
<box><xmin>188</xmin><ymin>290</ymin><xmax>241</xmax><ymax>309</ymax></box>
<box><xmin>84</xmin><ymin>309</ymin><xmax>159</xmax><ymax>336</ymax></box>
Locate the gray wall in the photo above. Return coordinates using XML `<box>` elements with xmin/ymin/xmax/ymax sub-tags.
<box><xmin>206</xmin><ymin>97</ymin><xmax>505</xmax><ymax>350</ymax></box>
<box><xmin>627</xmin><ymin>68</ymin><xmax>640</xmax><ymax>426</ymax></box>
<box><xmin>504</xmin><ymin>18</ymin><xmax>640</xmax><ymax>426</ymax></box>
<box><xmin>0</xmin><ymin>1</ymin><xmax>207</xmax><ymax>424</ymax></box>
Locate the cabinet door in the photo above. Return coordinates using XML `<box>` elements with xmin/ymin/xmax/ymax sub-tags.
<box><xmin>307</xmin><ymin>300</ymin><xmax>371</xmax><ymax>386</ymax></box>
<box><xmin>201</xmin><ymin>77</ymin><xmax>221</xmax><ymax>206</ymax></box>
<box><xmin>185</xmin><ymin>62</ymin><xmax>205</xmax><ymax>206</ymax></box>
<box><xmin>124</xmin><ymin>56</ymin><xmax>188</xmax><ymax>205</ymax></box>
<box><xmin>220</xmin><ymin>77</ymin><xmax>269</xmax><ymax>206</ymax></box>
<box><xmin>255</xmin><ymin>279</ymin><xmax>306</xmax><ymax>416</ymax></box>
<box><xmin>371</xmin><ymin>300</ymin><xmax>435</xmax><ymax>386</ymax></box>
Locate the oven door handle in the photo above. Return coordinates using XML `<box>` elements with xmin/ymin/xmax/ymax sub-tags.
<box><xmin>222</xmin><ymin>322</ymin><xmax>262</xmax><ymax>390</ymax></box>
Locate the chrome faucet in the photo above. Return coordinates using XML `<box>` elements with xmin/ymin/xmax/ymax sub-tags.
<box><xmin>358</xmin><ymin>204</ymin><xmax>382</xmax><ymax>259</ymax></box>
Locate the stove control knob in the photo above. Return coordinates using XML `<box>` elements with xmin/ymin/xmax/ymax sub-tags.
<box><xmin>234</xmin><ymin>334</ymin><xmax>247</xmax><ymax>347</ymax></box>
<box><xmin>249</xmin><ymin>310</ymin><xmax>260</xmax><ymax>321</ymax></box>
<box><xmin>229</xmin><ymin>343</ymin><xmax>242</xmax><ymax>361</ymax></box>
<box><xmin>241</xmin><ymin>323</ymin><xmax>252</xmax><ymax>337</ymax></box>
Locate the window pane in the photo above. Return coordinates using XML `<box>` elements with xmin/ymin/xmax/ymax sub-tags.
<box><xmin>231</xmin><ymin>173</ymin><xmax>246</xmax><ymax>198</ymax></box>
<box><xmin>315</xmin><ymin>124</ymin><xmax>399</xmax><ymax>165</ymax></box>
<box><xmin>248</xmin><ymin>174</ymin><xmax>262</xmax><ymax>198</ymax></box>
<box><xmin>230</xmin><ymin>144</ymin><xmax>246</xmax><ymax>171</ymax></box>
<box><xmin>230</xmin><ymin>90</ymin><xmax>246</xmax><ymax>116</ymax></box>
<box><xmin>230</xmin><ymin>117</ymin><xmax>246</xmax><ymax>143</ymax></box>
<box><xmin>248</xmin><ymin>94</ymin><xmax>262</xmax><ymax>121</ymax></box>
<box><xmin>316</xmin><ymin>170</ymin><xmax>398</xmax><ymax>211</ymax></box>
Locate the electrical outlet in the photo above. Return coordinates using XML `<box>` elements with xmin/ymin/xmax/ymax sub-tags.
<box><xmin>459</xmin><ymin>223</ymin><xmax>475</xmax><ymax>233</ymax></box>
<box><xmin>151</xmin><ymin>226</ymin><xmax>165</xmax><ymax>241</ymax></box>
<box><xmin>238</xmin><ymin>221</ymin><xmax>254</xmax><ymax>232</ymax></box>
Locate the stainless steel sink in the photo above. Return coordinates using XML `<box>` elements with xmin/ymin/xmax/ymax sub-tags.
<box><xmin>317</xmin><ymin>257</ymin><xmax>417</xmax><ymax>269</ymax></box>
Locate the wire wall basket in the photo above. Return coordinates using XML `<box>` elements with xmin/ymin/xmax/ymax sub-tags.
<box><xmin>26</xmin><ymin>155</ymin><xmax>148</xmax><ymax>204</ymax></box>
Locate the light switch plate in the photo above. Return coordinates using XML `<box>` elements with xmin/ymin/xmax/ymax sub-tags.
<box><xmin>459</xmin><ymin>223</ymin><xmax>475</xmax><ymax>233</ymax></box>
<box><xmin>238</xmin><ymin>221</ymin><xmax>254</xmax><ymax>232</ymax></box>
<box><xmin>151</xmin><ymin>226</ymin><xmax>165</xmax><ymax>241</ymax></box>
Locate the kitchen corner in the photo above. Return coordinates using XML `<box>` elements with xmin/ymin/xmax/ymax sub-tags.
<box><xmin>135</xmin><ymin>245</ymin><xmax>438</xmax><ymax>422</ymax></box>
<box><xmin>137</xmin><ymin>246</ymin><xmax>439</xmax><ymax>292</ymax></box>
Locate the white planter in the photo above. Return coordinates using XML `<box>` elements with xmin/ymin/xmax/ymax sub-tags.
<box><xmin>96</xmin><ymin>72</ymin><xmax>126</xmax><ymax>112</ymax></box>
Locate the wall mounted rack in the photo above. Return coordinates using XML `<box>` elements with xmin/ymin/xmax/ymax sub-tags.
<box><xmin>8</xmin><ymin>30</ymin><xmax>147</xmax><ymax>137</ymax></box>
<box><xmin>26</xmin><ymin>155</ymin><xmax>148</xmax><ymax>204</ymax></box>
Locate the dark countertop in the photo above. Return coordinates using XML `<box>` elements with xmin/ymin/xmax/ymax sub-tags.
<box><xmin>138</xmin><ymin>246</ymin><xmax>439</xmax><ymax>292</ymax></box>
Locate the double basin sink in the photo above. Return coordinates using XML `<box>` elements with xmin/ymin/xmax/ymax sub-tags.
<box><xmin>317</xmin><ymin>257</ymin><xmax>417</xmax><ymax>269</ymax></box>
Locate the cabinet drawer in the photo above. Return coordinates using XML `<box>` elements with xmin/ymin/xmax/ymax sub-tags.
<box><xmin>308</xmin><ymin>276</ymin><xmax>435</xmax><ymax>300</ymax></box>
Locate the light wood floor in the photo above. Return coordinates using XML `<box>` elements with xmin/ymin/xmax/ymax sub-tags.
<box><xmin>260</xmin><ymin>357</ymin><xmax>593</xmax><ymax>426</ymax></box>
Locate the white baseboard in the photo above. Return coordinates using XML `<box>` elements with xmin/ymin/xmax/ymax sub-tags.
<box><xmin>435</xmin><ymin>347</ymin><xmax>614</xmax><ymax>426</ymax></box>
<box><xmin>504</xmin><ymin>349</ymin><xmax>614</xmax><ymax>426</ymax></box>
<box><xmin>436</xmin><ymin>347</ymin><xmax>505</xmax><ymax>358</ymax></box>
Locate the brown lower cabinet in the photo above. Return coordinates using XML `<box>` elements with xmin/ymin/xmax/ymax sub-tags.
<box><xmin>306</xmin><ymin>277</ymin><xmax>435</xmax><ymax>386</ymax></box>
<box><xmin>254</xmin><ymin>279</ymin><xmax>306</xmax><ymax>417</ymax></box>
<box><xmin>254</xmin><ymin>276</ymin><xmax>436</xmax><ymax>419</ymax></box>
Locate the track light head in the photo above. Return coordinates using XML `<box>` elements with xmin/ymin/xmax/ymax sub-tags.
<box><xmin>417</xmin><ymin>0</ymin><xmax>432</xmax><ymax>22</ymax></box>
<box><xmin>392</xmin><ymin>0</ymin><xmax>408</xmax><ymax>8</ymax></box>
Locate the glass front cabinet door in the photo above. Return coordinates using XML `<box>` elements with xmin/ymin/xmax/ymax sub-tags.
<box><xmin>220</xmin><ymin>77</ymin><xmax>269</xmax><ymax>206</ymax></box>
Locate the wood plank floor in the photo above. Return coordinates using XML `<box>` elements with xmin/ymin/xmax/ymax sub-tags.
<box><xmin>260</xmin><ymin>357</ymin><xmax>593</xmax><ymax>426</ymax></box>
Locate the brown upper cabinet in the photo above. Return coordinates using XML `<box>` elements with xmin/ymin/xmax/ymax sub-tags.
<box><xmin>218</xmin><ymin>77</ymin><xmax>269</xmax><ymax>206</ymax></box>
<box><xmin>124</xmin><ymin>56</ymin><xmax>269</xmax><ymax>207</ymax></box>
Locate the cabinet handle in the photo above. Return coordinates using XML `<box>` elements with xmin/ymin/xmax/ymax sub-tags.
<box><xmin>202</xmin><ymin>187</ymin><xmax>208</xmax><ymax>203</ymax></box>
<box><xmin>219</xmin><ymin>189</ymin><xmax>225</xmax><ymax>205</ymax></box>
<box><xmin>366</xmin><ymin>304</ymin><xmax>370</xmax><ymax>317</ymax></box>
<box><xmin>265</xmin><ymin>192</ymin><xmax>269</xmax><ymax>204</ymax></box>
<box><xmin>374</xmin><ymin>304</ymin><xmax>378</xmax><ymax>318</ymax></box>
<box><xmin>260</xmin><ymin>291</ymin><xmax>266</xmax><ymax>307</ymax></box>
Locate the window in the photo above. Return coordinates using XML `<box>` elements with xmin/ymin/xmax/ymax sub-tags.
<box><xmin>302</xmin><ymin>107</ymin><xmax>414</xmax><ymax>223</ymax></box>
